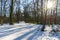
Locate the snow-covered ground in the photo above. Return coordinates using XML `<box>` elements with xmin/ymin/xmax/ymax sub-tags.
<box><xmin>0</xmin><ymin>22</ymin><xmax>60</xmax><ymax>40</ymax></box>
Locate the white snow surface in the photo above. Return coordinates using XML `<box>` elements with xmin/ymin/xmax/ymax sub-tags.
<box><xmin>0</xmin><ymin>22</ymin><xmax>60</xmax><ymax>40</ymax></box>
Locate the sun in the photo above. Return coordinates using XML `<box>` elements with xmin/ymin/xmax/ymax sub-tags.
<box><xmin>46</xmin><ymin>0</ymin><xmax>56</xmax><ymax>9</ymax></box>
<box><xmin>47</xmin><ymin>1</ymin><xmax>53</xmax><ymax>9</ymax></box>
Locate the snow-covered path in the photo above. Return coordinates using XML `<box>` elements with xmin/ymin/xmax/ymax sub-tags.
<box><xmin>0</xmin><ymin>22</ymin><xmax>60</xmax><ymax>40</ymax></box>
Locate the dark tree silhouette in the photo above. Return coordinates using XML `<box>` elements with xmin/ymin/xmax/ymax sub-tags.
<box><xmin>9</xmin><ymin>0</ymin><xmax>14</xmax><ymax>25</ymax></box>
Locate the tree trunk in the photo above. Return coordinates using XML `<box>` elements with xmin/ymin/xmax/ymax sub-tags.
<box><xmin>9</xmin><ymin>0</ymin><xmax>14</xmax><ymax>25</ymax></box>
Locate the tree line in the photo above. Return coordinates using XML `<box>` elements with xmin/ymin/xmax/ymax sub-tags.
<box><xmin>0</xmin><ymin>0</ymin><xmax>60</xmax><ymax>26</ymax></box>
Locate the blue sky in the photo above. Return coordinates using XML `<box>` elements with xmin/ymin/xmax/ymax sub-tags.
<box><xmin>20</xmin><ymin>0</ymin><xmax>32</xmax><ymax>11</ymax></box>
<box><xmin>0</xmin><ymin>0</ymin><xmax>32</xmax><ymax>16</ymax></box>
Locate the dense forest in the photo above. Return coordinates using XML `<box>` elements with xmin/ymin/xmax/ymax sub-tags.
<box><xmin>0</xmin><ymin>0</ymin><xmax>60</xmax><ymax>25</ymax></box>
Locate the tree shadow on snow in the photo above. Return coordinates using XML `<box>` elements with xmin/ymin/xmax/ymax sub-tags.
<box><xmin>0</xmin><ymin>25</ymin><xmax>35</xmax><ymax>38</ymax></box>
<box><xmin>27</xmin><ymin>25</ymin><xmax>43</xmax><ymax>40</ymax></box>
<box><xmin>14</xmin><ymin>25</ymin><xmax>43</xmax><ymax>40</ymax></box>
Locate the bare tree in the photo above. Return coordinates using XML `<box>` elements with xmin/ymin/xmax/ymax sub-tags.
<box><xmin>55</xmin><ymin>0</ymin><xmax>58</xmax><ymax>24</ymax></box>
<box><xmin>0</xmin><ymin>0</ymin><xmax>3</xmax><ymax>24</ymax></box>
<box><xmin>15</xmin><ymin>0</ymin><xmax>21</xmax><ymax>23</ymax></box>
<box><xmin>3</xmin><ymin>0</ymin><xmax>7</xmax><ymax>23</ymax></box>
<box><xmin>36</xmin><ymin>0</ymin><xmax>39</xmax><ymax>24</ymax></box>
<box><xmin>9</xmin><ymin>0</ymin><xmax>14</xmax><ymax>25</ymax></box>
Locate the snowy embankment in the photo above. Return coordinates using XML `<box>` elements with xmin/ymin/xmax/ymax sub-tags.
<box><xmin>0</xmin><ymin>22</ymin><xmax>60</xmax><ymax>40</ymax></box>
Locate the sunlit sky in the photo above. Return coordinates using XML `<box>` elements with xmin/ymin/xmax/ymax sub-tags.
<box><xmin>20</xmin><ymin>0</ymin><xmax>60</xmax><ymax>12</ymax></box>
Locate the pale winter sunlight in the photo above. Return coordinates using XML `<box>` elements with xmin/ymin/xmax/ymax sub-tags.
<box><xmin>47</xmin><ymin>0</ymin><xmax>56</xmax><ymax>9</ymax></box>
